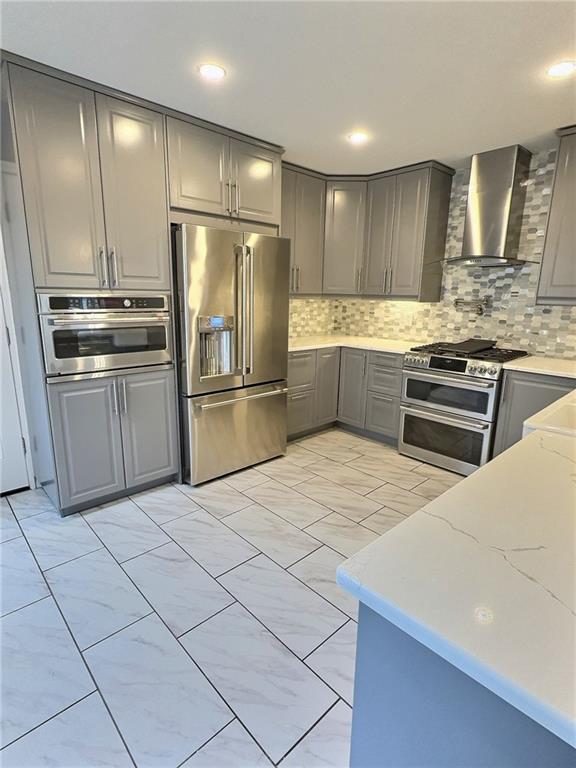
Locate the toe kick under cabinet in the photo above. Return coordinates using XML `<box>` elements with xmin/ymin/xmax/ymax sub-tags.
<box><xmin>47</xmin><ymin>367</ymin><xmax>178</xmax><ymax>514</ymax></box>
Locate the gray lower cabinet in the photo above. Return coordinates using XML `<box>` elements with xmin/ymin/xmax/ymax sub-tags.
<box><xmin>365</xmin><ymin>392</ymin><xmax>400</xmax><ymax>438</ymax></box>
<box><xmin>493</xmin><ymin>371</ymin><xmax>574</xmax><ymax>455</ymax></box>
<box><xmin>47</xmin><ymin>377</ymin><xmax>125</xmax><ymax>510</ymax></box>
<box><xmin>537</xmin><ymin>128</ymin><xmax>576</xmax><ymax>303</ymax></box>
<box><xmin>315</xmin><ymin>348</ymin><xmax>340</xmax><ymax>425</ymax></box>
<box><xmin>48</xmin><ymin>368</ymin><xmax>178</xmax><ymax>512</ymax></box>
<box><xmin>323</xmin><ymin>181</ymin><xmax>367</xmax><ymax>294</ymax></box>
<box><xmin>10</xmin><ymin>65</ymin><xmax>107</xmax><ymax>289</ymax></box>
<box><xmin>287</xmin><ymin>390</ymin><xmax>316</xmax><ymax>436</ymax></box>
<box><xmin>120</xmin><ymin>369</ymin><xmax>179</xmax><ymax>487</ymax></box>
<box><xmin>96</xmin><ymin>95</ymin><xmax>170</xmax><ymax>290</ymax></box>
<box><xmin>337</xmin><ymin>348</ymin><xmax>368</xmax><ymax>427</ymax></box>
<box><xmin>287</xmin><ymin>350</ymin><xmax>317</xmax><ymax>391</ymax></box>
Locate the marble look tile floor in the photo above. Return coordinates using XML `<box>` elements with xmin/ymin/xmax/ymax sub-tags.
<box><xmin>0</xmin><ymin>428</ymin><xmax>462</xmax><ymax>767</ymax></box>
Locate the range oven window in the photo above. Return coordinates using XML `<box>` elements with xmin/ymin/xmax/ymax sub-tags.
<box><xmin>52</xmin><ymin>326</ymin><xmax>167</xmax><ymax>359</ymax></box>
<box><xmin>405</xmin><ymin>377</ymin><xmax>491</xmax><ymax>417</ymax></box>
<box><xmin>403</xmin><ymin>413</ymin><xmax>484</xmax><ymax>467</ymax></box>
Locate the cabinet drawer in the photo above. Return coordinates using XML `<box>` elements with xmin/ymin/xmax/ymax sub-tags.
<box><xmin>368</xmin><ymin>351</ymin><xmax>403</xmax><ymax>369</ymax></box>
<box><xmin>365</xmin><ymin>392</ymin><xmax>400</xmax><ymax>439</ymax></box>
<box><xmin>367</xmin><ymin>365</ymin><xmax>402</xmax><ymax>396</ymax></box>
<box><xmin>288</xmin><ymin>350</ymin><xmax>317</xmax><ymax>391</ymax></box>
<box><xmin>287</xmin><ymin>390</ymin><xmax>316</xmax><ymax>436</ymax></box>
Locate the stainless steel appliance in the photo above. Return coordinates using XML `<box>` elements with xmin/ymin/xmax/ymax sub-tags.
<box><xmin>399</xmin><ymin>339</ymin><xmax>529</xmax><ymax>475</ymax></box>
<box><xmin>38</xmin><ymin>292</ymin><xmax>172</xmax><ymax>376</ymax></box>
<box><xmin>174</xmin><ymin>224</ymin><xmax>290</xmax><ymax>484</ymax></box>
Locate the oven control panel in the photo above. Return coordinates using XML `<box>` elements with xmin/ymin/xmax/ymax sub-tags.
<box><xmin>404</xmin><ymin>353</ymin><xmax>502</xmax><ymax>380</ymax></box>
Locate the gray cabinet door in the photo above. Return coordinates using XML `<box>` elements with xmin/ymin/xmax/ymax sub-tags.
<box><xmin>315</xmin><ymin>347</ymin><xmax>340</xmax><ymax>425</ymax></box>
<box><xmin>230</xmin><ymin>140</ymin><xmax>281</xmax><ymax>224</ymax></box>
<box><xmin>287</xmin><ymin>390</ymin><xmax>316</xmax><ymax>437</ymax></box>
<box><xmin>364</xmin><ymin>176</ymin><xmax>395</xmax><ymax>294</ymax></box>
<box><xmin>337</xmin><ymin>348</ymin><xmax>367</xmax><ymax>427</ymax></box>
<box><xmin>96</xmin><ymin>96</ymin><xmax>170</xmax><ymax>290</ymax></box>
<box><xmin>323</xmin><ymin>181</ymin><xmax>367</xmax><ymax>294</ymax></box>
<box><xmin>288</xmin><ymin>350</ymin><xmax>317</xmax><ymax>391</ymax></box>
<box><xmin>493</xmin><ymin>371</ymin><xmax>574</xmax><ymax>455</ymax></box>
<box><xmin>47</xmin><ymin>377</ymin><xmax>125</xmax><ymax>510</ymax></box>
<box><xmin>120</xmin><ymin>368</ymin><xmax>179</xmax><ymax>488</ymax></box>
<box><xmin>365</xmin><ymin>392</ymin><xmax>400</xmax><ymax>439</ymax></box>
<box><xmin>366</xmin><ymin>365</ymin><xmax>402</xmax><ymax>397</ymax></box>
<box><xmin>538</xmin><ymin>132</ymin><xmax>576</xmax><ymax>302</ymax></box>
<box><xmin>389</xmin><ymin>169</ymin><xmax>429</xmax><ymax>297</ymax></box>
<box><xmin>167</xmin><ymin>118</ymin><xmax>230</xmax><ymax>215</ymax></box>
<box><xmin>281</xmin><ymin>168</ymin><xmax>296</xmax><ymax>245</ymax></box>
<box><xmin>10</xmin><ymin>66</ymin><xmax>107</xmax><ymax>289</ymax></box>
<box><xmin>294</xmin><ymin>173</ymin><xmax>325</xmax><ymax>294</ymax></box>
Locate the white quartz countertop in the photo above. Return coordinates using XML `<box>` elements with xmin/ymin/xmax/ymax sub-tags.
<box><xmin>288</xmin><ymin>335</ymin><xmax>424</xmax><ymax>353</ymax></box>
<box><xmin>337</xmin><ymin>430</ymin><xmax>576</xmax><ymax>747</ymax></box>
<box><xmin>502</xmin><ymin>356</ymin><xmax>576</xmax><ymax>379</ymax></box>
<box><xmin>289</xmin><ymin>336</ymin><xmax>576</xmax><ymax>377</ymax></box>
<box><xmin>523</xmin><ymin>389</ymin><xmax>576</xmax><ymax>438</ymax></box>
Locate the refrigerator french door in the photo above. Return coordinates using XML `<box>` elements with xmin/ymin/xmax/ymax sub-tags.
<box><xmin>174</xmin><ymin>224</ymin><xmax>290</xmax><ymax>484</ymax></box>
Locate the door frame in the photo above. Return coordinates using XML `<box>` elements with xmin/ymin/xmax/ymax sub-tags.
<box><xmin>0</xmin><ymin>228</ymin><xmax>35</xmax><ymax>488</ymax></box>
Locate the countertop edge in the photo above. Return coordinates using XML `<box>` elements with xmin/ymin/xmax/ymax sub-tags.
<box><xmin>336</xmin><ymin>566</ymin><xmax>576</xmax><ymax>748</ymax></box>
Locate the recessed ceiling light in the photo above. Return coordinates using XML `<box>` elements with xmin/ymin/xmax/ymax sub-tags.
<box><xmin>199</xmin><ymin>63</ymin><xmax>227</xmax><ymax>82</ymax></box>
<box><xmin>547</xmin><ymin>61</ymin><xmax>576</xmax><ymax>78</ymax></box>
<box><xmin>347</xmin><ymin>130</ymin><xmax>369</xmax><ymax>145</ymax></box>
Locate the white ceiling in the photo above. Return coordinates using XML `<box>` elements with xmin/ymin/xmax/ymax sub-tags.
<box><xmin>2</xmin><ymin>1</ymin><xmax>575</xmax><ymax>173</ymax></box>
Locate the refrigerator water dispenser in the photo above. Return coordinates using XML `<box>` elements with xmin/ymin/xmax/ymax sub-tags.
<box><xmin>198</xmin><ymin>315</ymin><xmax>235</xmax><ymax>377</ymax></box>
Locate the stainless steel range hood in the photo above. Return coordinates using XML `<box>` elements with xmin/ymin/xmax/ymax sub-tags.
<box><xmin>452</xmin><ymin>145</ymin><xmax>532</xmax><ymax>267</ymax></box>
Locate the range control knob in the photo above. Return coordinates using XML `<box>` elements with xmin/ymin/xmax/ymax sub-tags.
<box><xmin>488</xmin><ymin>366</ymin><xmax>498</xmax><ymax>376</ymax></box>
<box><xmin>123</xmin><ymin>299</ymin><xmax>132</xmax><ymax>308</ymax></box>
<box><xmin>468</xmin><ymin>364</ymin><xmax>477</xmax><ymax>374</ymax></box>
<box><xmin>478</xmin><ymin>366</ymin><xmax>487</xmax><ymax>375</ymax></box>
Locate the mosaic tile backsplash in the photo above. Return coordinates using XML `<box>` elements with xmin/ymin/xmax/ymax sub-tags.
<box><xmin>289</xmin><ymin>147</ymin><xmax>576</xmax><ymax>358</ymax></box>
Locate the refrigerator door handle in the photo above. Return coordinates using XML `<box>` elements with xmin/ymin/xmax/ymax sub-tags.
<box><xmin>195</xmin><ymin>387</ymin><xmax>288</xmax><ymax>411</ymax></box>
<box><xmin>234</xmin><ymin>244</ymin><xmax>246</xmax><ymax>375</ymax></box>
<box><xmin>246</xmin><ymin>245</ymin><xmax>255</xmax><ymax>375</ymax></box>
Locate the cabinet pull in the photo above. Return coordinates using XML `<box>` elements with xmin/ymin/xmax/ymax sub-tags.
<box><xmin>232</xmin><ymin>181</ymin><xmax>240</xmax><ymax>216</ymax></box>
<box><xmin>225</xmin><ymin>181</ymin><xmax>232</xmax><ymax>215</ymax></box>
<box><xmin>289</xmin><ymin>393</ymin><xmax>309</xmax><ymax>401</ymax></box>
<box><xmin>388</xmin><ymin>266</ymin><xmax>393</xmax><ymax>294</ymax></box>
<box><xmin>501</xmin><ymin>375</ymin><xmax>509</xmax><ymax>404</ymax></box>
<box><xmin>362</xmin><ymin>354</ymin><xmax>367</xmax><ymax>377</ymax></box>
<box><xmin>290</xmin><ymin>266</ymin><xmax>295</xmax><ymax>292</ymax></box>
<box><xmin>296</xmin><ymin>265</ymin><xmax>301</xmax><ymax>291</ymax></box>
<box><xmin>119</xmin><ymin>378</ymin><xmax>128</xmax><ymax>415</ymax></box>
<box><xmin>99</xmin><ymin>246</ymin><xmax>109</xmax><ymax>287</ymax></box>
<box><xmin>108</xmin><ymin>247</ymin><xmax>118</xmax><ymax>288</ymax></box>
<box><xmin>383</xmin><ymin>266</ymin><xmax>388</xmax><ymax>294</ymax></box>
<box><xmin>112</xmin><ymin>379</ymin><xmax>119</xmax><ymax>415</ymax></box>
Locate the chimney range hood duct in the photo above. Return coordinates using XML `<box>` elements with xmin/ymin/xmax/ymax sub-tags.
<box><xmin>453</xmin><ymin>145</ymin><xmax>532</xmax><ymax>267</ymax></box>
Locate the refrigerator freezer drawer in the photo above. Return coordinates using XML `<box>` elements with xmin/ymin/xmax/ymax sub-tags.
<box><xmin>183</xmin><ymin>382</ymin><xmax>288</xmax><ymax>485</ymax></box>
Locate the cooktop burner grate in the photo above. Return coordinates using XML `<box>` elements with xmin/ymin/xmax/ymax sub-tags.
<box><xmin>411</xmin><ymin>340</ymin><xmax>529</xmax><ymax>363</ymax></box>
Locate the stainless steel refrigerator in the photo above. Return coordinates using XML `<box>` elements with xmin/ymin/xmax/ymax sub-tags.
<box><xmin>174</xmin><ymin>224</ymin><xmax>290</xmax><ymax>484</ymax></box>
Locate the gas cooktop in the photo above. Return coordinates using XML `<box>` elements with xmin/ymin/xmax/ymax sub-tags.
<box><xmin>410</xmin><ymin>339</ymin><xmax>529</xmax><ymax>364</ymax></box>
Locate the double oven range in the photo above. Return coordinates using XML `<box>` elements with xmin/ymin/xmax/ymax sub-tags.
<box><xmin>399</xmin><ymin>339</ymin><xmax>528</xmax><ymax>475</ymax></box>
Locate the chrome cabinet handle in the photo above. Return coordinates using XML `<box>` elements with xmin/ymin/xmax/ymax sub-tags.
<box><xmin>234</xmin><ymin>182</ymin><xmax>240</xmax><ymax>215</ymax></box>
<box><xmin>99</xmin><ymin>246</ymin><xmax>109</xmax><ymax>287</ymax></box>
<box><xmin>225</xmin><ymin>181</ymin><xmax>232</xmax><ymax>215</ymax></box>
<box><xmin>388</xmin><ymin>266</ymin><xmax>393</xmax><ymax>294</ymax></box>
<box><xmin>108</xmin><ymin>247</ymin><xmax>118</xmax><ymax>288</ymax></box>
<box><xmin>362</xmin><ymin>353</ymin><xmax>367</xmax><ymax>377</ymax></box>
<box><xmin>120</xmin><ymin>378</ymin><xmax>128</xmax><ymax>415</ymax></box>
<box><xmin>196</xmin><ymin>387</ymin><xmax>288</xmax><ymax>411</ymax></box>
<box><xmin>111</xmin><ymin>379</ymin><xmax>119</xmax><ymax>415</ymax></box>
<box><xmin>290</xmin><ymin>266</ymin><xmax>295</xmax><ymax>292</ymax></box>
<box><xmin>383</xmin><ymin>266</ymin><xmax>388</xmax><ymax>294</ymax></box>
<box><xmin>296</xmin><ymin>265</ymin><xmax>301</xmax><ymax>291</ymax></box>
<box><xmin>289</xmin><ymin>393</ymin><xmax>309</xmax><ymax>401</ymax></box>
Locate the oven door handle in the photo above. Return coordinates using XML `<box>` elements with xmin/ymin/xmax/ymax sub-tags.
<box><xmin>46</xmin><ymin>317</ymin><xmax>169</xmax><ymax>327</ymax></box>
<box><xmin>403</xmin><ymin>369</ymin><xmax>496</xmax><ymax>389</ymax></box>
<box><xmin>401</xmin><ymin>405</ymin><xmax>490</xmax><ymax>431</ymax></box>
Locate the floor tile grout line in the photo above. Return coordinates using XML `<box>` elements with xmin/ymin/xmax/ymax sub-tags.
<box><xmin>5</xmin><ymin>520</ymin><xmax>139</xmax><ymax>768</ymax></box>
<box><xmin>275</xmin><ymin>697</ymin><xmax>344</xmax><ymax>766</ymax></box>
<box><xmin>117</xmin><ymin>539</ymin><xmax>173</xmax><ymax>565</ymax></box>
<box><xmin>0</xmin><ymin>690</ymin><xmax>97</xmax><ymax>753</ymax></box>
<box><xmin>40</xmin><ymin>545</ymin><xmax>105</xmax><ymax>573</ymax></box>
<box><xmin>288</xmin><ymin>479</ymin><xmax>385</xmax><ymax>525</ymax></box>
<box><xmin>0</xmin><ymin>593</ymin><xmax>51</xmax><ymax>621</ymax></box>
<box><xmin>236</xmin><ymin>493</ymin><xmax>336</xmax><ymax>537</ymax></box>
<box><xmin>174</xmin><ymin>599</ymin><xmax>237</xmax><ymax>639</ymax></box>
<box><xmin>302</xmin><ymin>618</ymin><xmax>354</xmax><ymax>662</ymax></box>
<box><xmin>80</xmin><ymin>611</ymin><xmax>156</xmax><ymax>653</ymax></box>
<box><xmin>174</xmin><ymin>717</ymin><xmax>243</xmax><ymax>768</ymax></box>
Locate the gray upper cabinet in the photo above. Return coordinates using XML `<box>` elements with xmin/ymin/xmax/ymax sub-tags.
<box><xmin>10</xmin><ymin>66</ymin><xmax>107</xmax><ymax>289</ymax></box>
<box><xmin>230</xmin><ymin>139</ymin><xmax>281</xmax><ymax>224</ymax></box>
<box><xmin>167</xmin><ymin>118</ymin><xmax>229</xmax><ymax>216</ymax></box>
<box><xmin>337</xmin><ymin>347</ymin><xmax>367</xmax><ymax>427</ymax></box>
<box><xmin>323</xmin><ymin>181</ymin><xmax>367</xmax><ymax>294</ymax></box>
<box><xmin>363</xmin><ymin>176</ymin><xmax>395</xmax><ymax>294</ymax></box>
<box><xmin>389</xmin><ymin>169</ymin><xmax>429</xmax><ymax>296</ymax></box>
<box><xmin>120</xmin><ymin>368</ymin><xmax>178</xmax><ymax>488</ymax></box>
<box><xmin>537</xmin><ymin>129</ymin><xmax>576</xmax><ymax>303</ymax></box>
<box><xmin>47</xmin><ymin>376</ymin><xmax>125</xmax><ymax>510</ymax></box>
<box><xmin>315</xmin><ymin>347</ymin><xmax>340</xmax><ymax>425</ymax></box>
<box><xmin>96</xmin><ymin>95</ymin><xmax>170</xmax><ymax>290</ymax></box>
<box><xmin>282</xmin><ymin>168</ymin><xmax>325</xmax><ymax>294</ymax></box>
<box><xmin>493</xmin><ymin>370</ymin><xmax>574</xmax><ymax>455</ymax></box>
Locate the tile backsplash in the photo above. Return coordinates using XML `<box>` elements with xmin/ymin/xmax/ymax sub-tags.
<box><xmin>289</xmin><ymin>147</ymin><xmax>576</xmax><ymax>358</ymax></box>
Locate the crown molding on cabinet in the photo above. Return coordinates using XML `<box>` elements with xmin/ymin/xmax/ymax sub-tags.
<box><xmin>282</xmin><ymin>158</ymin><xmax>455</xmax><ymax>182</ymax></box>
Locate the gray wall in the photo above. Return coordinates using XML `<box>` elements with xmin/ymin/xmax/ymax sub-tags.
<box><xmin>290</xmin><ymin>147</ymin><xmax>576</xmax><ymax>358</ymax></box>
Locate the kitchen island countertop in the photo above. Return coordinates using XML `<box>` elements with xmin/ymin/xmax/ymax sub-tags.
<box><xmin>337</xmin><ymin>429</ymin><xmax>576</xmax><ymax>747</ymax></box>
